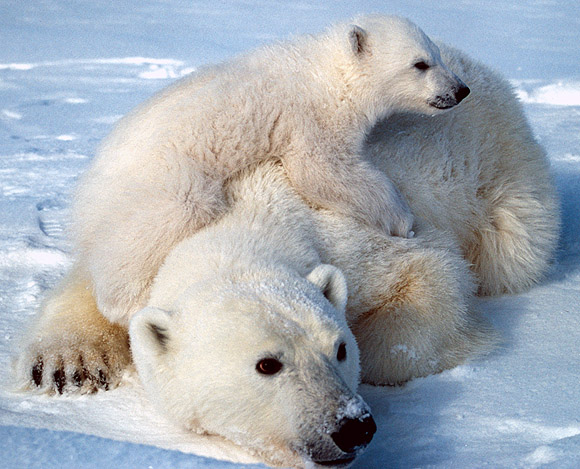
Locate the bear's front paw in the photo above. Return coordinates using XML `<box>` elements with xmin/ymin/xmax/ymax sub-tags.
<box><xmin>14</xmin><ymin>325</ymin><xmax>131</xmax><ymax>394</ymax></box>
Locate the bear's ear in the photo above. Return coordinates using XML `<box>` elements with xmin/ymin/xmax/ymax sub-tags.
<box><xmin>129</xmin><ymin>306</ymin><xmax>173</xmax><ymax>357</ymax></box>
<box><xmin>348</xmin><ymin>25</ymin><xmax>369</xmax><ymax>56</ymax></box>
<box><xmin>307</xmin><ymin>264</ymin><xmax>348</xmax><ymax>313</ymax></box>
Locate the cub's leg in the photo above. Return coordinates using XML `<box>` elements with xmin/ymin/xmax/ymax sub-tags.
<box><xmin>283</xmin><ymin>149</ymin><xmax>414</xmax><ymax>238</ymax></box>
<box><xmin>314</xmin><ymin>214</ymin><xmax>493</xmax><ymax>385</ymax></box>
<box><xmin>14</xmin><ymin>267</ymin><xmax>131</xmax><ymax>394</ymax></box>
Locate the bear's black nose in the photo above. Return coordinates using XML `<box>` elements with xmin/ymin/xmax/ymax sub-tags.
<box><xmin>331</xmin><ymin>415</ymin><xmax>377</xmax><ymax>453</ymax></box>
<box><xmin>455</xmin><ymin>85</ymin><xmax>470</xmax><ymax>103</ymax></box>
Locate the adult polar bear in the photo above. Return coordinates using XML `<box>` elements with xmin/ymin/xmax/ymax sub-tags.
<box><xmin>15</xmin><ymin>14</ymin><xmax>558</xmax><ymax>469</ymax></box>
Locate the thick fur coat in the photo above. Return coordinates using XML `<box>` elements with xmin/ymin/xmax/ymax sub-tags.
<box><xmin>14</xmin><ymin>15</ymin><xmax>559</xmax><ymax>469</ymax></box>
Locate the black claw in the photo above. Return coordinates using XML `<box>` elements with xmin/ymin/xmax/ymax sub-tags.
<box><xmin>32</xmin><ymin>359</ymin><xmax>43</xmax><ymax>386</ymax></box>
<box><xmin>98</xmin><ymin>369</ymin><xmax>109</xmax><ymax>390</ymax></box>
<box><xmin>72</xmin><ymin>355</ymin><xmax>85</xmax><ymax>387</ymax></box>
<box><xmin>53</xmin><ymin>368</ymin><xmax>66</xmax><ymax>394</ymax></box>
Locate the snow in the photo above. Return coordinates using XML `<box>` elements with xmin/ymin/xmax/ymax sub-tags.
<box><xmin>335</xmin><ymin>395</ymin><xmax>371</xmax><ymax>423</ymax></box>
<box><xmin>516</xmin><ymin>80</ymin><xmax>580</xmax><ymax>106</ymax></box>
<box><xmin>1</xmin><ymin>0</ymin><xmax>580</xmax><ymax>467</ymax></box>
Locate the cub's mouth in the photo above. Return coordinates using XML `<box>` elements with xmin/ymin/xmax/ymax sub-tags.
<box><xmin>429</xmin><ymin>101</ymin><xmax>457</xmax><ymax>110</ymax></box>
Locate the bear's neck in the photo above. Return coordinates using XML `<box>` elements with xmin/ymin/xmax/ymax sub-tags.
<box><xmin>306</xmin><ymin>47</ymin><xmax>382</xmax><ymax>153</ymax></box>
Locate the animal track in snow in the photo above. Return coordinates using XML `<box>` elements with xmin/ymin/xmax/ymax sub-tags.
<box><xmin>36</xmin><ymin>198</ymin><xmax>70</xmax><ymax>242</ymax></box>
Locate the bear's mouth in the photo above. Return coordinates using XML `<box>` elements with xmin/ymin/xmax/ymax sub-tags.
<box><xmin>312</xmin><ymin>455</ymin><xmax>356</xmax><ymax>467</ymax></box>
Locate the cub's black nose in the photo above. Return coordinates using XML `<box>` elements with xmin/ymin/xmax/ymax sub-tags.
<box><xmin>455</xmin><ymin>85</ymin><xmax>470</xmax><ymax>103</ymax></box>
<box><xmin>331</xmin><ymin>415</ymin><xmax>377</xmax><ymax>453</ymax></box>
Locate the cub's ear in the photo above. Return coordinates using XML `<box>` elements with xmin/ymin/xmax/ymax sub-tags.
<box><xmin>130</xmin><ymin>306</ymin><xmax>173</xmax><ymax>358</ymax></box>
<box><xmin>349</xmin><ymin>25</ymin><xmax>369</xmax><ymax>56</ymax></box>
<box><xmin>307</xmin><ymin>264</ymin><xmax>348</xmax><ymax>313</ymax></box>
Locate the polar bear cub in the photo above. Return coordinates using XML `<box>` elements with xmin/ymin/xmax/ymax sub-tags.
<box><xmin>73</xmin><ymin>15</ymin><xmax>470</xmax><ymax>323</ymax></box>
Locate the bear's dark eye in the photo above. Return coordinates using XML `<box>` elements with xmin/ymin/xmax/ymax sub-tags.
<box><xmin>256</xmin><ymin>358</ymin><xmax>283</xmax><ymax>375</ymax></box>
<box><xmin>337</xmin><ymin>342</ymin><xmax>347</xmax><ymax>362</ymax></box>
<box><xmin>414</xmin><ymin>61</ymin><xmax>430</xmax><ymax>71</ymax></box>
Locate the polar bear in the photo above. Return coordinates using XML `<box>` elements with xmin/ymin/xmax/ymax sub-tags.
<box><xmin>128</xmin><ymin>159</ymin><xmax>477</xmax><ymax>467</ymax></box>
<box><xmin>73</xmin><ymin>15</ymin><xmax>470</xmax><ymax>323</ymax></box>
<box><xmin>15</xmin><ymin>157</ymin><xmax>486</xmax><ymax>465</ymax></box>
<box><xmin>14</xmin><ymin>14</ymin><xmax>559</xmax><ymax>469</ymax></box>
<box><xmin>130</xmin><ymin>204</ymin><xmax>377</xmax><ymax>466</ymax></box>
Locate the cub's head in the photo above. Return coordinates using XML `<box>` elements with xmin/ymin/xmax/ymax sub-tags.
<box><xmin>130</xmin><ymin>264</ymin><xmax>375</xmax><ymax>467</ymax></box>
<box><xmin>334</xmin><ymin>15</ymin><xmax>470</xmax><ymax>120</ymax></box>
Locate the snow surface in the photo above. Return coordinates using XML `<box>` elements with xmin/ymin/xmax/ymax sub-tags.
<box><xmin>1</xmin><ymin>0</ymin><xmax>580</xmax><ymax>467</ymax></box>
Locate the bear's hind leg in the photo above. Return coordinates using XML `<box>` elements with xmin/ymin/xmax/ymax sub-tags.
<box><xmin>13</xmin><ymin>267</ymin><xmax>131</xmax><ymax>394</ymax></box>
<box><xmin>350</xmin><ymin>243</ymin><xmax>490</xmax><ymax>385</ymax></box>
<box><xmin>315</xmin><ymin>215</ymin><xmax>493</xmax><ymax>385</ymax></box>
<box><xmin>467</xmin><ymin>175</ymin><xmax>560</xmax><ymax>296</ymax></box>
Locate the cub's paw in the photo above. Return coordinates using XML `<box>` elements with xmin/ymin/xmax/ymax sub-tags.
<box><xmin>14</xmin><ymin>324</ymin><xmax>131</xmax><ymax>394</ymax></box>
<box><xmin>386</xmin><ymin>208</ymin><xmax>415</xmax><ymax>239</ymax></box>
<box><xmin>376</xmin><ymin>201</ymin><xmax>414</xmax><ymax>238</ymax></box>
<box><xmin>370</xmin><ymin>178</ymin><xmax>414</xmax><ymax>238</ymax></box>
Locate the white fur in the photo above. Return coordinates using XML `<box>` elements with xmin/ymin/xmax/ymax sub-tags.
<box><xmin>13</xmin><ymin>14</ymin><xmax>559</xmax><ymax>468</ymax></box>
<box><xmin>131</xmin><ymin>260</ymin><xmax>365</xmax><ymax>466</ymax></box>
<box><xmin>72</xmin><ymin>15</ymin><xmax>469</xmax><ymax>322</ymax></box>
<box><xmin>126</xmin><ymin>159</ymin><xmax>483</xmax><ymax>465</ymax></box>
<box><xmin>127</xmin><ymin>165</ymin><xmax>369</xmax><ymax>466</ymax></box>
<box><xmin>365</xmin><ymin>41</ymin><xmax>560</xmax><ymax>295</ymax></box>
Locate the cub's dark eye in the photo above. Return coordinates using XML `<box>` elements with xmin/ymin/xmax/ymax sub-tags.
<box><xmin>414</xmin><ymin>61</ymin><xmax>430</xmax><ymax>71</ymax></box>
<box><xmin>337</xmin><ymin>342</ymin><xmax>347</xmax><ymax>362</ymax></box>
<box><xmin>256</xmin><ymin>358</ymin><xmax>283</xmax><ymax>375</ymax></box>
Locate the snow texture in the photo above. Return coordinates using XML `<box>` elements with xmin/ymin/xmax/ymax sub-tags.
<box><xmin>1</xmin><ymin>0</ymin><xmax>580</xmax><ymax>467</ymax></box>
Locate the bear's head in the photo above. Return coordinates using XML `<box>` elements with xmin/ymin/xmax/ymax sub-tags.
<box><xmin>130</xmin><ymin>264</ymin><xmax>375</xmax><ymax>467</ymax></box>
<box><xmin>335</xmin><ymin>15</ymin><xmax>470</xmax><ymax>121</ymax></box>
